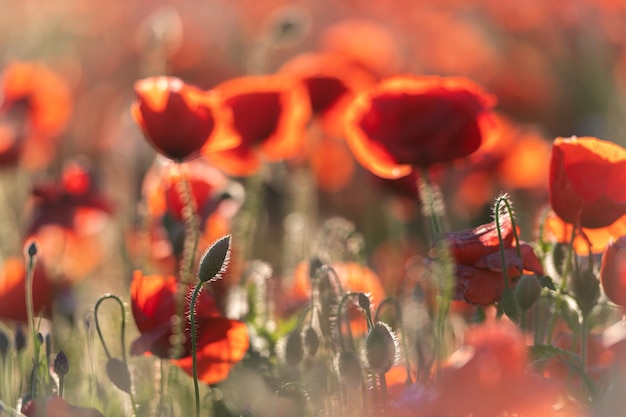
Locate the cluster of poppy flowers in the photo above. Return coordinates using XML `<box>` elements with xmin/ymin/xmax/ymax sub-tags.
<box><xmin>1</xmin><ymin>10</ymin><xmax>626</xmax><ymax>416</ymax></box>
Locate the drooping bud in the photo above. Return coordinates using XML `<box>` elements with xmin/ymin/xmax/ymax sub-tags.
<box><xmin>515</xmin><ymin>275</ymin><xmax>542</xmax><ymax>311</ymax></box>
<box><xmin>198</xmin><ymin>235</ymin><xmax>231</xmax><ymax>283</ymax></box>
<box><xmin>54</xmin><ymin>350</ymin><xmax>70</xmax><ymax>376</ymax></box>
<box><xmin>363</xmin><ymin>322</ymin><xmax>397</xmax><ymax>374</ymax></box>
<box><xmin>303</xmin><ymin>326</ymin><xmax>320</xmax><ymax>357</ymax></box>
<box><xmin>336</xmin><ymin>350</ymin><xmax>363</xmax><ymax>387</ymax></box>
<box><xmin>284</xmin><ymin>330</ymin><xmax>304</xmax><ymax>367</ymax></box>
<box><xmin>106</xmin><ymin>357</ymin><xmax>132</xmax><ymax>393</ymax></box>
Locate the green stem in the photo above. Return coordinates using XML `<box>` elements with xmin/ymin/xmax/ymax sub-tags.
<box><xmin>580</xmin><ymin>314</ymin><xmax>589</xmax><ymax>372</ymax></box>
<box><xmin>59</xmin><ymin>375</ymin><xmax>64</xmax><ymax>398</ymax></box>
<box><xmin>190</xmin><ymin>283</ymin><xmax>203</xmax><ymax>417</ymax></box>
<box><xmin>545</xmin><ymin>227</ymin><xmax>577</xmax><ymax>344</ymax></box>
<box><xmin>337</xmin><ymin>292</ymin><xmax>361</xmax><ymax>351</ymax></box>
<box><xmin>24</xmin><ymin>252</ymin><xmax>38</xmax><ymax>400</ymax></box>
<box><xmin>379</xmin><ymin>372</ymin><xmax>387</xmax><ymax>416</ymax></box>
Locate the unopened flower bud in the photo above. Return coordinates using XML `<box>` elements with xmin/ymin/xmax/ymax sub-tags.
<box><xmin>572</xmin><ymin>268</ymin><xmax>600</xmax><ymax>316</ymax></box>
<box><xmin>357</xmin><ymin>293</ymin><xmax>370</xmax><ymax>311</ymax></box>
<box><xmin>14</xmin><ymin>326</ymin><xmax>26</xmax><ymax>352</ymax></box>
<box><xmin>336</xmin><ymin>350</ymin><xmax>363</xmax><ymax>387</ymax></box>
<box><xmin>54</xmin><ymin>351</ymin><xmax>69</xmax><ymax>376</ymax></box>
<box><xmin>515</xmin><ymin>275</ymin><xmax>542</xmax><ymax>311</ymax></box>
<box><xmin>198</xmin><ymin>235</ymin><xmax>231</xmax><ymax>283</ymax></box>
<box><xmin>106</xmin><ymin>357</ymin><xmax>132</xmax><ymax>393</ymax></box>
<box><xmin>0</xmin><ymin>330</ymin><xmax>9</xmax><ymax>357</ymax></box>
<box><xmin>284</xmin><ymin>330</ymin><xmax>304</xmax><ymax>367</ymax></box>
<box><xmin>363</xmin><ymin>322</ymin><xmax>397</xmax><ymax>374</ymax></box>
<box><xmin>303</xmin><ymin>326</ymin><xmax>320</xmax><ymax>357</ymax></box>
<box><xmin>600</xmin><ymin>236</ymin><xmax>626</xmax><ymax>308</ymax></box>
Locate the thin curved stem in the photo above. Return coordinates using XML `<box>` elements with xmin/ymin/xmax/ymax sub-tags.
<box><xmin>94</xmin><ymin>294</ymin><xmax>128</xmax><ymax>361</ymax></box>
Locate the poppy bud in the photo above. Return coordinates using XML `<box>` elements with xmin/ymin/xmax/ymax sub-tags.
<box><xmin>336</xmin><ymin>350</ymin><xmax>363</xmax><ymax>387</ymax></box>
<box><xmin>0</xmin><ymin>330</ymin><xmax>8</xmax><ymax>357</ymax></box>
<box><xmin>499</xmin><ymin>287</ymin><xmax>520</xmax><ymax>322</ymax></box>
<box><xmin>26</xmin><ymin>240</ymin><xmax>38</xmax><ymax>258</ymax></box>
<box><xmin>572</xmin><ymin>268</ymin><xmax>600</xmax><ymax>316</ymax></box>
<box><xmin>14</xmin><ymin>326</ymin><xmax>26</xmax><ymax>352</ymax></box>
<box><xmin>53</xmin><ymin>350</ymin><xmax>69</xmax><ymax>376</ymax></box>
<box><xmin>357</xmin><ymin>292</ymin><xmax>370</xmax><ymax>311</ymax></box>
<box><xmin>198</xmin><ymin>235</ymin><xmax>231</xmax><ymax>283</ymax></box>
<box><xmin>363</xmin><ymin>322</ymin><xmax>397</xmax><ymax>374</ymax></box>
<box><xmin>284</xmin><ymin>330</ymin><xmax>304</xmax><ymax>367</ymax></box>
<box><xmin>514</xmin><ymin>275</ymin><xmax>542</xmax><ymax>311</ymax></box>
<box><xmin>303</xmin><ymin>326</ymin><xmax>320</xmax><ymax>357</ymax></box>
<box><xmin>106</xmin><ymin>357</ymin><xmax>132</xmax><ymax>394</ymax></box>
<box><xmin>600</xmin><ymin>236</ymin><xmax>626</xmax><ymax>308</ymax></box>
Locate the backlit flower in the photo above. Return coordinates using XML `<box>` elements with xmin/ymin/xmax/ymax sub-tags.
<box><xmin>205</xmin><ymin>75</ymin><xmax>310</xmax><ymax>176</ymax></box>
<box><xmin>130</xmin><ymin>271</ymin><xmax>249</xmax><ymax>384</ymax></box>
<box><xmin>549</xmin><ymin>136</ymin><xmax>626</xmax><ymax>229</ymax></box>
<box><xmin>131</xmin><ymin>76</ymin><xmax>236</xmax><ymax>161</ymax></box>
<box><xmin>600</xmin><ymin>236</ymin><xmax>626</xmax><ymax>308</ymax></box>
<box><xmin>0</xmin><ymin>61</ymin><xmax>72</xmax><ymax>169</ymax></box>
<box><xmin>432</xmin><ymin>214</ymin><xmax>544</xmax><ymax>305</ymax></box>
<box><xmin>344</xmin><ymin>75</ymin><xmax>496</xmax><ymax>179</ymax></box>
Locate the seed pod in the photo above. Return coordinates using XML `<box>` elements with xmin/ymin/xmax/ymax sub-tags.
<box><xmin>284</xmin><ymin>330</ymin><xmax>304</xmax><ymax>367</ymax></box>
<box><xmin>106</xmin><ymin>357</ymin><xmax>132</xmax><ymax>393</ymax></box>
<box><xmin>363</xmin><ymin>322</ymin><xmax>396</xmax><ymax>374</ymax></box>
<box><xmin>336</xmin><ymin>350</ymin><xmax>363</xmax><ymax>387</ymax></box>
<box><xmin>303</xmin><ymin>326</ymin><xmax>320</xmax><ymax>357</ymax></box>
<box><xmin>54</xmin><ymin>350</ymin><xmax>69</xmax><ymax>376</ymax></box>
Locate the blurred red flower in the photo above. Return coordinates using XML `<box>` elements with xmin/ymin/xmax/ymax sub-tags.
<box><xmin>543</xmin><ymin>210</ymin><xmax>626</xmax><ymax>255</ymax></box>
<box><xmin>130</xmin><ymin>271</ymin><xmax>249</xmax><ymax>384</ymax></box>
<box><xmin>0</xmin><ymin>61</ymin><xmax>72</xmax><ymax>169</ymax></box>
<box><xmin>26</xmin><ymin>160</ymin><xmax>113</xmax><ymax>281</ymax></box>
<box><xmin>600</xmin><ymin>236</ymin><xmax>626</xmax><ymax>308</ymax></box>
<box><xmin>279</xmin><ymin>52</ymin><xmax>375</xmax><ymax>137</ymax></box>
<box><xmin>0</xmin><ymin>256</ymin><xmax>53</xmax><ymax>322</ymax></box>
<box><xmin>131</xmin><ymin>76</ymin><xmax>237</xmax><ymax>161</ymax></box>
<box><xmin>344</xmin><ymin>75</ymin><xmax>496</xmax><ymax>179</ymax></box>
<box><xmin>393</xmin><ymin>322</ymin><xmax>584</xmax><ymax>417</ymax></box>
<box><xmin>433</xmin><ymin>214</ymin><xmax>544</xmax><ymax>305</ymax></box>
<box><xmin>549</xmin><ymin>136</ymin><xmax>626</xmax><ymax>229</ymax></box>
<box><xmin>205</xmin><ymin>75</ymin><xmax>310</xmax><ymax>176</ymax></box>
<box><xmin>22</xmin><ymin>396</ymin><xmax>105</xmax><ymax>417</ymax></box>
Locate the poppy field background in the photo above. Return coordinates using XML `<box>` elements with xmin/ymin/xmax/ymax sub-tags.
<box><xmin>1</xmin><ymin>1</ymin><xmax>626</xmax><ymax>416</ymax></box>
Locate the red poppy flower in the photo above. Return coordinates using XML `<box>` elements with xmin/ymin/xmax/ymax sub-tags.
<box><xmin>130</xmin><ymin>271</ymin><xmax>249</xmax><ymax>384</ymax></box>
<box><xmin>600</xmin><ymin>236</ymin><xmax>626</xmax><ymax>308</ymax></box>
<box><xmin>344</xmin><ymin>75</ymin><xmax>496</xmax><ymax>179</ymax></box>
<box><xmin>26</xmin><ymin>160</ymin><xmax>113</xmax><ymax>280</ymax></box>
<box><xmin>0</xmin><ymin>256</ymin><xmax>53</xmax><ymax>322</ymax></box>
<box><xmin>278</xmin><ymin>52</ymin><xmax>375</xmax><ymax>137</ymax></box>
<box><xmin>131</xmin><ymin>76</ymin><xmax>237</xmax><ymax>161</ymax></box>
<box><xmin>205</xmin><ymin>75</ymin><xmax>310</xmax><ymax>176</ymax></box>
<box><xmin>432</xmin><ymin>215</ymin><xmax>544</xmax><ymax>305</ymax></box>
<box><xmin>0</xmin><ymin>61</ymin><xmax>72</xmax><ymax>169</ymax></box>
<box><xmin>549</xmin><ymin>136</ymin><xmax>626</xmax><ymax>229</ymax></box>
<box><xmin>543</xmin><ymin>210</ymin><xmax>626</xmax><ymax>255</ymax></box>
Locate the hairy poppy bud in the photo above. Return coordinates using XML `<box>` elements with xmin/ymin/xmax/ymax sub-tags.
<box><xmin>14</xmin><ymin>326</ymin><xmax>26</xmax><ymax>352</ymax></box>
<box><xmin>363</xmin><ymin>322</ymin><xmax>397</xmax><ymax>373</ymax></box>
<box><xmin>336</xmin><ymin>350</ymin><xmax>363</xmax><ymax>387</ymax></box>
<box><xmin>198</xmin><ymin>235</ymin><xmax>231</xmax><ymax>283</ymax></box>
<box><xmin>357</xmin><ymin>292</ymin><xmax>370</xmax><ymax>311</ymax></box>
<box><xmin>303</xmin><ymin>326</ymin><xmax>320</xmax><ymax>357</ymax></box>
<box><xmin>515</xmin><ymin>275</ymin><xmax>542</xmax><ymax>311</ymax></box>
<box><xmin>284</xmin><ymin>330</ymin><xmax>304</xmax><ymax>367</ymax></box>
<box><xmin>0</xmin><ymin>330</ymin><xmax>9</xmax><ymax>357</ymax></box>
